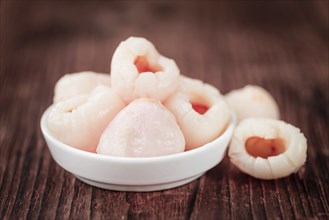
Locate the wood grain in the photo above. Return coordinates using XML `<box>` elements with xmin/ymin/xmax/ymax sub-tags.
<box><xmin>1</xmin><ymin>1</ymin><xmax>328</xmax><ymax>219</ymax></box>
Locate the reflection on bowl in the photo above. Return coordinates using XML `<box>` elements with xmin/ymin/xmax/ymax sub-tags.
<box><xmin>40</xmin><ymin>106</ymin><xmax>236</xmax><ymax>192</ymax></box>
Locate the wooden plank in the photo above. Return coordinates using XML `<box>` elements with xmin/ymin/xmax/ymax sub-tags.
<box><xmin>90</xmin><ymin>190</ymin><xmax>129</xmax><ymax>220</ymax></box>
<box><xmin>54</xmin><ymin>172</ymin><xmax>76</xmax><ymax>220</ymax></box>
<box><xmin>190</xmin><ymin>158</ymin><xmax>232</xmax><ymax>219</ymax></box>
<box><xmin>126</xmin><ymin>181</ymin><xmax>197</xmax><ymax>219</ymax></box>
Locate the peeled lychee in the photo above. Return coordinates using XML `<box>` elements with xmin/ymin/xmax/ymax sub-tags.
<box><xmin>97</xmin><ymin>98</ymin><xmax>185</xmax><ymax>157</ymax></box>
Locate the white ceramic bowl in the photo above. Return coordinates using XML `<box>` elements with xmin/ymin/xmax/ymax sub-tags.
<box><xmin>40</xmin><ymin>106</ymin><xmax>236</xmax><ymax>192</ymax></box>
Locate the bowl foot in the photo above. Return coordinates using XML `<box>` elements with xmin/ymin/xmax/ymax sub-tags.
<box><xmin>75</xmin><ymin>173</ymin><xmax>204</xmax><ymax>192</ymax></box>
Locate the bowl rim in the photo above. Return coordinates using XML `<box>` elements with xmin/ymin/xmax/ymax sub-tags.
<box><xmin>41</xmin><ymin>105</ymin><xmax>236</xmax><ymax>164</ymax></box>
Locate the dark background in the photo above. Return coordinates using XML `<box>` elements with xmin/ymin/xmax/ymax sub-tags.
<box><xmin>1</xmin><ymin>1</ymin><xmax>328</xmax><ymax>219</ymax></box>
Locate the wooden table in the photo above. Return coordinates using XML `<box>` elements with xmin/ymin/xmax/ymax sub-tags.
<box><xmin>1</xmin><ymin>1</ymin><xmax>328</xmax><ymax>219</ymax></box>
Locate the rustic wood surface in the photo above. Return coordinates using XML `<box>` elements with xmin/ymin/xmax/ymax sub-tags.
<box><xmin>1</xmin><ymin>1</ymin><xmax>328</xmax><ymax>219</ymax></box>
